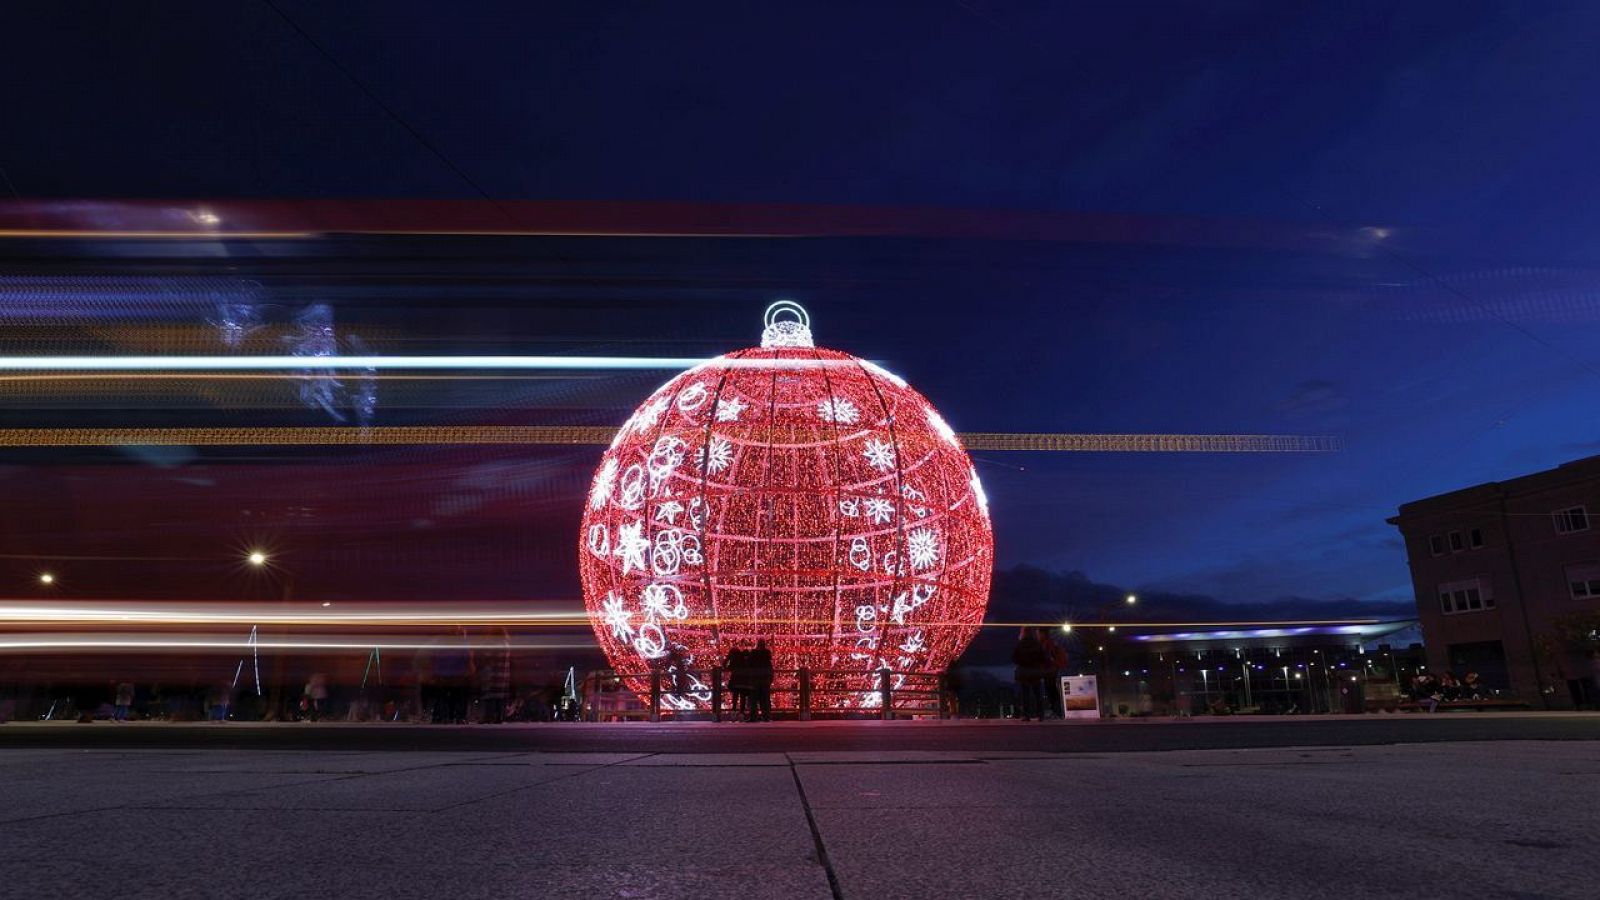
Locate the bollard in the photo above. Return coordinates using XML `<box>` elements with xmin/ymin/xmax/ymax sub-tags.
<box><xmin>879</xmin><ymin>669</ymin><xmax>892</xmax><ymax>721</ymax></box>
<box><xmin>711</xmin><ymin>666</ymin><xmax>723</xmax><ymax>723</ymax></box>
<box><xmin>798</xmin><ymin>668</ymin><xmax>812</xmax><ymax>721</ymax></box>
<box><xmin>649</xmin><ymin>670</ymin><xmax>661</xmax><ymax>723</ymax></box>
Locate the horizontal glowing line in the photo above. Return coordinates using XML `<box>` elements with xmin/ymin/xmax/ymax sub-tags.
<box><xmin>0</xmin><ymin>230</ymin><xmax>317</xmax><ymax>239</ymax></box>
<box><xmin>0</xmin><ymin>356</ymin><xmax>857</xmax><ymax>372</ymax></box>
<box><xmin>0</xmin><ymin>605</ymin><xmax>586</xmax><ymax>625</ymax></box>
<box><xmin>0</xmin><ymin>229</ymin><xmax>795</xmax><ymax>240</ymax></box>
<box><xmin>0</xmin><ymin>373</ymin><xmax>598</xmax><ymax>383</ymax></box>
<box><xmin>1015</xmin><ymin>619</ymin><xmax>1387</xmax><ymax>628</ymax></box>
<box><xmin>0</xmin><ymin>602</ymin><xmax>1388</xmax><ymax>630</ymax></box>
<box><xmin>0</xmin><ymin>426</ymin><xmax>1338</xmax><ymax>452</ymax></box>
<box><xmin>0</xmin><ymin>636</ymin><xmax>595</xmax><ymax>651</ymax></box>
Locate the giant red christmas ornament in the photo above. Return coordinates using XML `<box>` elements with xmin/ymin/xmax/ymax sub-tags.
<box><xmin>579</xmin><ymin>303</ymin><xmax>993</xmax><ymax>709</ymax></box>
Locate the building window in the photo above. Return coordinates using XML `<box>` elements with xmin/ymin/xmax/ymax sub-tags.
<box><xmin>1449</xmin><ymin>531</ymin><xmax>1464</xmax><ymax>552</ymax></box>
<box><xmin>1566</xmin><ymin>563</ymin><xmax>1600</xmax><ymax>600</ymax></box>
<box><xmin>1438</xmin><ymin>578</ymin><xmax>1494</xmax><ymax>615</ymax></box>
<box><xmin>1570</xmin><ymin>579</ymin><xmax>1600</xmax><ymax>599</ymax></box>
<box><xmin>1553</xmin><ymin>506</ymin><xmax>1589</xmax><ymax>534</ymax></box>
<box><xmin>1469</xmin><ymin>528</ymin><xmax>1483</xmax><ymax>549</ymax></box>
<box><xmin>1428</xmin><ymin>535</ymin><xmax>1445</xmax><ymax>556</ymax></box>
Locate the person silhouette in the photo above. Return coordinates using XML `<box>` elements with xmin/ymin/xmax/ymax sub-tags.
<box><xmin>723</xmin><ymin>644</ymin><xmax>749</xmax><ymax>719</ymax></box>
<box><xmin>747</xmin><ymin>640</ymin><xmax>774</xmax><ymax>722</ymax></box>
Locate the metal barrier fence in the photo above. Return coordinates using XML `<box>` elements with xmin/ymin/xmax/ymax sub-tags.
<box><xmin>581</xmin><ymin>667</ymin><xmax>951</xmax><ymax>722</ymax></box>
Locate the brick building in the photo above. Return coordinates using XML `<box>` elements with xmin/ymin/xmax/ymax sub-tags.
<box><xmin>1388</xmin><ymin>455</ymin><xmax>1600</xmax><ymax>708</ymax></box>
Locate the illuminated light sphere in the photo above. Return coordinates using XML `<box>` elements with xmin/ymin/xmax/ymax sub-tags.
<box><xmin>579</xmin><ymin>302</ymin><xmax>994</xmax><ymax>710</ymax></box>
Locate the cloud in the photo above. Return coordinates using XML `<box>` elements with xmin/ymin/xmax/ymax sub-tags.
<box><xmin>1273</xmin><ymin>379</ymin><xmax>1348</xmax><ymax>417</ymax></box>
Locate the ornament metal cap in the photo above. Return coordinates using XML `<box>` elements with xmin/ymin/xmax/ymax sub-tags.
<box><xmin>760</xmin><ymin>300</ymin><xmax>814</xmax><ymax>348</ymax></box>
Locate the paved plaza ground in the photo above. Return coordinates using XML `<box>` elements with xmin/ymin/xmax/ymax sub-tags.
<box><xmin>1</xmin><ymin>716</ymin><xmax>1595</xmax><ymax>899</ymax></box>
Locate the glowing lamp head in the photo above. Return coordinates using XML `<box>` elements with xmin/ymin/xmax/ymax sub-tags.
<box><xmin>246</xmin><ymin>551</ymin><xmax>268</xmax><ymax>566</ymax></box>
<box><xmin>579</xmin><ymin>303</ymin><xmax>994</xmax><ymax>710</ymax></box>
<box><xmin>38</xmin><ymin>572</ymin><xmax>55</xmax><ymax>585</ymax></box>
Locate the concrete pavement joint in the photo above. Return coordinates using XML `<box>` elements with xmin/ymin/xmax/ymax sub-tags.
<box><xmin>0</xmin><ymin>804</ymin><xmax>132</xmax><ymax>826</ymax></box>
<box><xmin>431</xmin><ymin>752</ymin><xmax>656</xmax><ymax>812</ymax></box>
<box><xmin>785</xmin><ymin>753</ymin><xmax>846</xmax><ymax>900</ymax></box>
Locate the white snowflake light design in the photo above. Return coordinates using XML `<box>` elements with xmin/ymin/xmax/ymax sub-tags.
<box><xmin>862</xmin><ymin>496</ymin><xmax>895</xmax><ymax>525</ymax></box>
<box><xmin>631</xmin><ymin>396</ymin><xmax>669</xmax><ymax>434</ymax></box>
<box><xmin>601</xmin><ymin>593</ymin><xmax>634</xmax><ymax>641</ymax></box>
<box><xmin>863</xmin><ymin>438</ymin><xmax>896</xmax><ymax>471</ymax></box>
<box><xmin>907</xmin><ymin>527</ymin><xmax>940</xmax><ymax>570</ymax></box>
<box><xmin>588</xmin><ymin>458</ymin><xmax>618</xmax><ymax>510</ymax></box>
<box><xmin>714</xmin><ymin>395</ymin><xmax>747</xmax><ymax>422</ymax></box>
<box><xmin>641</xmin><ymin>583</ymin><xmax>688</xmax><ymax>621</ymax></box>
<box><xmin>653</xmin><ymin>500</ymin><xmax>685</xmax><ymax>524</ymax></box>
<box><xmin>697</xmin><ymin>435</ymin><xmax>733</xmax><ymax>474</ymax></box>
<box><xmin>614</xmin><ymin>521</ymin><xmax>650</xmax><ymax>575</ymax></box>
<box><xmin>817</xmin><ymin>397</ymin><xmax>860</xmax><ymax>425</ymax></box>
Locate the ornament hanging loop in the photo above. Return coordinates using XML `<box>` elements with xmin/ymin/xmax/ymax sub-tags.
<box><xmin>761</xmin><ymin>300</ymin><xmax>814</xmax><ymax>348</ymax></box>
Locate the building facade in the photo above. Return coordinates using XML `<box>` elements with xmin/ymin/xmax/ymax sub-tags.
<box><xmin>1389</xmin><ymin>455</ymin><xmax>1600</xmax><ymax>708</ymax></box>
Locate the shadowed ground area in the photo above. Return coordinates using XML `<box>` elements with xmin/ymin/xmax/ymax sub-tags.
<box><xmin>0</xmin><ymin>719</ymin><xmax>1596</xmax><ymax>899</ymax></box>
<box><xmin>2</xmin><ymin>712</ymin><xmax>1598</xmax><ymax>752</ymax></box>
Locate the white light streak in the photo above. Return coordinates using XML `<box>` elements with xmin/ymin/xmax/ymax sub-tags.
<box><xmin>0</xmin><ymin>603</ymin><xmax>587</xmax><ymax>625</ymax></box>
<box><xmin>0</xmin><ymin>633</ymin><xmax>597</xmax><ymax>652</ymax></box>
<box><xmin>0</xmin><ymin>355</ymin><xmax>867</xmax><ymax>372</ymax></box>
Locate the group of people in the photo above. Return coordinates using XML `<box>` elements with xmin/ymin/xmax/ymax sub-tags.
<box><xmin>1011</xmin><ymin>627</ymin><xmax>1070</xmax><ymax>720</ymax></box>
<box><xmin>1409</xmin><ymin>670</ymin><xmax>1485</xmax><ymax>711</ymax></box>
<box><xmin>722</xmin><ymin>639</ymin><xmax>774</xmax><ymax>721</ymax></box>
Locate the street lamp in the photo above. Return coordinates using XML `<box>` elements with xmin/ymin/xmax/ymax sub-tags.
<box><xmin>38</xmin><ymin>572</ymin><xmax>55</xmax><ymax>586</ymax></box>
<box><xmin>246</xmin><ymin>550</ymin><xmax>268</xmax><ymax>566</ymax></box>
<box><xmin>1060</xmin><ymin>622</ymin><xmax>1073</xmax><ymax>634</ymax></box>
<box><xmin>1125</xmin><ymin>594</ymin><xmax>1138</xmax><ymax>605</ymax></box>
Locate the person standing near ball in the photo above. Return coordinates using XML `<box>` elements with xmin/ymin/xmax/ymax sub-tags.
<box><xmin>747</xmin><ymin>640</ymin><xmax>774</xmax><ymax>722</ymax></box>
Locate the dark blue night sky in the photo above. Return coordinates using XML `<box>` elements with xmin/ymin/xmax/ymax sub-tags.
<box><xmin>5</xmin><ymin>1</ymin><xmax>1600</xmax><ymax>617</ymax></box>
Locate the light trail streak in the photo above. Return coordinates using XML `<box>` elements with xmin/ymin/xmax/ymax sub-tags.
<box><xmin>0</xmin><ymin>426</ymin><xmax>1340</xmax><ymax>452</ymax></box>
<box><xmin>0</xmin><ymin>633</ymin><xmax>598</xmax><ymax>652</ymax></box>
<box><xmin>0</xmin><ymin>602</ymin><xmax>1383</xmax><ymax>629</ymax></box>
<box><xmin>0</xmin><ymin>355</ymin><xmax>852</xmax><ymax>371</ymax></box>
<box><xmin>0</xmin><ymin>230</ymin><xmax>317</xmax><ymax>239</ymax></box>
<box><xmin>0</xmin><ymin>604</ymin><xmax>587</xmax><ymax>625</ymax></box>
<box><xmin>0</xmin><ymin>373</ymin><xmax>605</xmax><ymax>382</ymax></box>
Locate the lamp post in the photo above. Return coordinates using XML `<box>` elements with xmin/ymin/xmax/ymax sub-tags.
<box><xmin>1081</xmin><ymin>594</ymin><xmax>1138</xmax><ymax>716</ymax></box>
<box><xmin>246</xmin><ymin>549</ymin><xmax>295</xmax><ymax>720</ymax></box>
